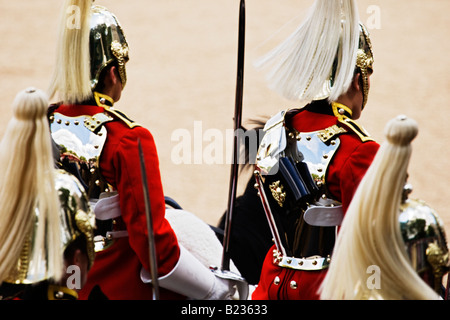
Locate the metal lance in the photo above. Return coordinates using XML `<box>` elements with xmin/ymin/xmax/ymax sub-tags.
<box><xmin>138</xmin><ymin>138</ymin><xmax>160</xmax><ymax>300</ymax></box>
<box><xmin>221</xmin><ymin>0</ymin><xmax>246</xmax><ymax>273</ymax></box>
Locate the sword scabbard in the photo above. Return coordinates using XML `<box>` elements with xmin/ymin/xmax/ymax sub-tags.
<box><xmin>221</xmin><ymin>0</ymin><xmax>246</xmax><ymax>272</ymax></box>
<box><xmin>138</xmin><ymin>139</ymin><xmax>160</xmax><ymax>300</ymax></box>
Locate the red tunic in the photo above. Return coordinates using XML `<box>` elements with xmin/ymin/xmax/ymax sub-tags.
<box><xmin>252</xmin><ymin>101</ymin><xmax>380</xmax><ymax>300</ymax></box>
<box><xmin>52</xmin><ymin>103</ymin><xmax>183</xmax><ymax>300</ymax></box>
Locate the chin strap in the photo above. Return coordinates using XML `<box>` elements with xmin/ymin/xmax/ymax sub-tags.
<box><xmin>141</xmin><ymin>245</ymin><xmax>242</xmax><ymax>300</ymax></box>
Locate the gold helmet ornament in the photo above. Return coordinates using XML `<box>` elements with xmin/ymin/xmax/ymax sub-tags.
<box><xmin>255</xmin><ymin>0</ymin><xmax>374</xmax><ymax>109</ymax></box>
<box><xmin>355</xmin><ymin>23</ymin><xmax>374</xmax><ymax>109</ymax></box>
<box><xmin>48</xmin><ymin>0</ymin><xmax>129</xmax><ymax>105</ymax></box>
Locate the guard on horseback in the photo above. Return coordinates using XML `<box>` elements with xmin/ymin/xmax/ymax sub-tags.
<box><xmin>48</xmin><ymin>0</ymin><xmax>238</xmax><ymax>300</ymax></box>
<box><xmin>247</xmin><ymin>0</ymin><xmax>450</xmax><ymax>300</ymax></box>
<box><xmin>251</xmin><ymin>0</ymin><xmax>380</xmax><ymax>299</ymax></box>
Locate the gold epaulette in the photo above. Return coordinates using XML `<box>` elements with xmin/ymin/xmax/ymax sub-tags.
<box><xmin>331</xmin><ymin>102</ymin><xmax>374</xmax><ymax>143</ymax></box>
<box><xmin>48</xmin><ymin>284</ymin><xmax>78</xmax><ymax>300</ymax></box>
<box><xmin>105</xmin><ymin>108</ymin><xmax>141</xmax><ymax>129</ymax></box>
<box><xmin>94</xmin><ymin>91</ymin><xmax>141</xmax><ymax>129</ymax></box>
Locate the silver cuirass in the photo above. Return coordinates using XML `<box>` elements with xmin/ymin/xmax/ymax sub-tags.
<box><xmin>255</xmin><ymin>110</ymin><xmax>346</xmax><ymax>271</ymax></box>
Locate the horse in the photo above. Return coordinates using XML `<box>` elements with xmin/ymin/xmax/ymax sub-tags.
<box><xmin>215</xmin><ymin>118</ymin><xmax>272</xmax><ymax>286</ymax></box>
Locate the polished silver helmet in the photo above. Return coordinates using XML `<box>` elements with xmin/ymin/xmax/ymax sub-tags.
<box><xmin>90</xmin><ymin>5</ymin><xmax>129</xmax><ymax>90</ymax></box>
<box><xmin>399</xmin><ymin>184</ymin><xmax>449</xmax><ymax>294</ymax></box>
<box><xmin>49</xmin><ymin>1</ymin><xmax>129</xmax><ymax>104</ymax></box>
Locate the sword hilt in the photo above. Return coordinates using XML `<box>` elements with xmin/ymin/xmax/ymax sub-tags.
<box><xmin>210</xmin><ymin>265</ymin><xmax>249</xmax><ymax>300</ymax></box>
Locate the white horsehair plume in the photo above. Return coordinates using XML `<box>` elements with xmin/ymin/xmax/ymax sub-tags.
<box><xmin>255</xmin><ymin>0</ymin><xmax>360</xmax><ymax>103</ymax></box>
<box><xmin>48</xmin><ymin>0</ymin><xmax>93</xmax><ymax>104</ymax></box>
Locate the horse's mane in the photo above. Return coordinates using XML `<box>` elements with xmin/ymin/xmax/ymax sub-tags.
<box><xmin>238</xmin><ymin>117</ymin><xmax>270</xmax><ymax>172</ymax></box>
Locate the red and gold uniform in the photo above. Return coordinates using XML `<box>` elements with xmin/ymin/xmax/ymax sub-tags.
<box><xmin>48</xmin><ymin>2</ymin><xmax>239</xmax><ymax>300</ymax></box>
<box><xmin>247</xmin><ymin>0</ymin><xmax>377</xmax><ymax>300</ymax></box>
<box><xmin>252</xmin><ymin>100</ymin><xmax>379</xmax><ymax>300</ymax></box>
<box><xmin>50</xmin><ymin>98</ymin><xmax>183</xmax><ymax>300</ymax></box>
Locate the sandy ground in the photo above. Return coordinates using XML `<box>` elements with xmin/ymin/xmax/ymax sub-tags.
<box><xmin>1</xmin><ymin>0</ymin><xmax>450</xmax><ymax>238</ymax></box>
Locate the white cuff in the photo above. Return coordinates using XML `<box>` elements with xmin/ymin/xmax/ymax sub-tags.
<box><xmin>141</xmin><ymin>245</ymin><xmax>232</xmax><ymax>299</ymax></box>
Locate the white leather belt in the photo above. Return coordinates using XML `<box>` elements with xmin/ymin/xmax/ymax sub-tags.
<box><xmin>273</xmin><ymin>249</ymin><xmax>330</xmax><ymax>271</ymax></box>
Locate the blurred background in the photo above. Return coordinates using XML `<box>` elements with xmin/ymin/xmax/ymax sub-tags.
<box><xmin>0</xmin><ymin>0</ymin><xmax>449</xmax><ymax>236</ymax></box>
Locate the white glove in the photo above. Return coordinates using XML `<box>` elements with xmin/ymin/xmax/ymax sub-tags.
<box><xmin>202</xmin><ymin>274</ymin><xmax>236</xmax><ymax>300</ymax></box>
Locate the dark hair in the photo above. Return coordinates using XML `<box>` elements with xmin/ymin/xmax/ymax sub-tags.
<box><xmin>63</xmin><ymin>235</ymin><xmax>88</xmax><ymax>266</ymax></box>
<box><xmin>94</xmin><ymin>61</ymin><xmax>119</xmax><ymax>94</ymax></box>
